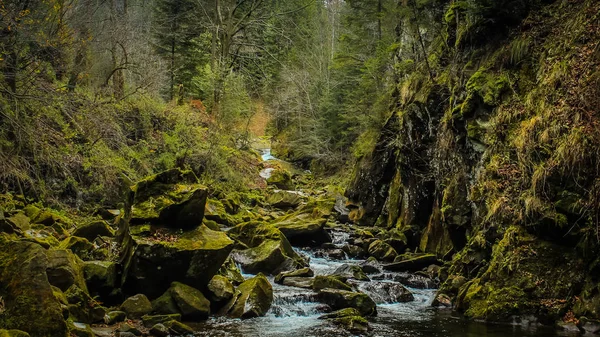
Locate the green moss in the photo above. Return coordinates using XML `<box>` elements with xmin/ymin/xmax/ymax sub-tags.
<box><xmin>465</xmin><ymin>69</ymin><xmax>510</xmax><ymax>107</ymax></box>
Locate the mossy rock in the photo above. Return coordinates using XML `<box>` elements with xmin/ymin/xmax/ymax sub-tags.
<box><xmin>130</xmin><ymin>169</ymin><xmax>208</xmax><ymax>230</ymax></box>
<box><xmin>217</xmin><ymin>256</ymin><xmax>245</xmax><ymax>285</ymax></box>
<box><xmin>266</xmin><ymin>190</ymin><xmax>303</xmax><ymax>209</ymax></box>
<box><xmin>72</xmin><ymin>220</ymin><xmax>114</xmax><ymax>241</ymax></box>
<box><xmin>142</xmin><ymin>314</ymin><xmax>182</xmax><ymax>328</ymax></box>
<box><xmin>274</xmin><ymin>267</ymin><xmax>314</xmax><ymax>284</ymax></box>
<box><xmin>220</xmin><ymin>274</ymin><xmax>273</xmax><ymax>319</ymax></box>
<box><xmin>121</xmin><ymin>294</ymin><xmax>152</xmax><ymax>319</ymax></box>
<box><xmin>207</xmin><ymin>275</ymin><xmax>235</xmax><ymax>305</ymax></box>
<box><xmin>204</xmin><ymin>198</ymin><xmax>238</xmax><ymax>227</ymax></box>
<box><xmin>59</xmin><ymin>236</ymin><xmax>94</xmax><ymax>260</ymax></box>
<box><xmin>384</xmin><ymin>254</ymin><xmax>439</xmax><ymax>272</ymax></box>
<box><xmin>0</xmin><ymin>241</ymin><xmax>68</xmax><ymax>337</ymax></box>
<box><xmin>367</xmin><ymin>240</ymin><xmax>398</xmax><ymax>262</ymax></box>
<box><xmin>67</xmin><ymin>322</ymin><xmax>94</xmax><ymax>337</ymax></box>
<box><xmin>331</xmin><ymin>264</ymin><xmax>370</xmax><ymax>281</ymax></box>
<box><xmin>82</xmin><ymin>261</ymin><xmax>117</xmax><ymax>302</ymax></box>
<box><xmin>125</xmin><ymin>225</ymin><xmax>234</xmax><ymax>298</ymax></box>
<box><xmin>266</xmin><ymin>169</ymin><xmax>294</xmax><ymax>190</ymax></box>
<box><xmin>64</xmin><ymin>284</ymin><xmax>107</xmax><ymax>323</ymax></box>
<box><xmin>312</xmin><ymin>275</ymin><xmax>352</xmax><ymax>292</ymax></box>
<box><xmin>273</xmin><ymin>216</ymin><xmax>331</xmax><ymax>247</ymax></box>
<box><xmin>359</xmin><ymin>281</ymin><xmax>414</xmax><ymax>304</ymax></box>
<box><xmin>317</xmin><ymin>289</ymin><xmax>377</xmax><ymax>316</ymax></box>
<box><xmin>228</xmin><ymin>221</ymin><xmax>306</xmax><ymax>274</ymax></box>
<box><xmin>319</xmin><ymin>308</ymin><xmax>370</xmax><ymax>333</ymax></box>
<box><xmin>169</xmin><ymin>282</ymin><xmax>211</xmax><ymax>320</ymax></box>
<box><xmin>46</xmin><ymin>249</ymin><xmax>88</xmax><ymax>293</ymax></box>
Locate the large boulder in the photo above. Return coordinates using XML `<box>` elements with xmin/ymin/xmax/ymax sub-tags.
<box><xmin>273</xmin><ymin>217</ymin><xmax>331</xmax><ymax>247</ymax></box>
<box><xmin>130</xmin><ymin>168</ymin><xmax>208</xmax><ymax>229</ymax></box>
<box><xmin>317</xmin><ymin>289</ymin><xmax>377</xmax><ymax>316</ymax></box>
<box><xmin>72</xmin><ymin>220</ymin><xmax>114</xmax><ymax>241</ymax></box>
<box><xmin>332</xmin><ymin>264</ymin><xmax>370</xmax><ymax>281</ymax></box>
<box><xmin>358</xmin><ymin>282</ymin><xmax>414</xmax><ymax>303</ymax></box>
<box><xmin>267</xmin><ymin>190</ymin><xmax>303</xmax><ymax>209</ymax></box>
<box><xmin>220</xmin><ymin>274</ymin><xmax>273</xmax><ymax>319</ymax></box>
<box><xmin>383</xmin><ymin>253</ymin><xmax>439</xmax><ymax>272</ymax></box>
<box><xmin>0</xmin><ymin>241</ymin><xmax>68</xmax><ymax>337</ymax></box>
<box><xmin>367</xmin><ymin>240</ymin><xmax>397</xmax><ymax>262</ymax></box>
<box><xmin>228</xmin><ymin>221</ymin><xmax>306</xmax><ymax>274</ymax></box>
<box><xmin>206</xmin><ymin>275</ymin><xmax>235</xmax><ymax>307</ymax></box>
<box><xmin>169</xmin><ymin>282</ymin><xmax>211</xmax><ymax>320</ymax></box>
<box><xmin>82</xmin><ymin>261</ymin><xmax>118</xmax><ymax>303</ymax></box>
<box><xmin>45</xmin><ymin>249</ymin><xmax>88</xmax><ymax>293</ymax></box>
<box><xmin>266</xmin><ymin>169</ymin><xmax>294</xmax><ymax>190</ymax></box>
<box><xmin>121</xmin><ymin>294</ymin><xmax>152</xmax><ymax>319</ymax></box>
<box><xmin>125</xmin><ymin>225</ymin><xmax>234</xmax><ymax>298</ymax></box>
<box><xmin>312</xmin><ymin>276</ymin><xmax>352</xmax><ymax>292</ymax></box>
<box><xmin>319</xmin><ymin>308</ymin><xmax>370</xmax><ymax>334</ymax></box>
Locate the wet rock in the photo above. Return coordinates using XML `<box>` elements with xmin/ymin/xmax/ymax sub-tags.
<box><xmin>274</xmin><ymin>267</ymin><xmax>314</xmax><ymax>284</ymax></box>
<box><xmin>104</xmin><ymin>311</ymin><xmax>127</xmax><ymax>324</ymax></box>
<box><xmin>313</xmin><ymin>275</ymin><xmax>352</xmax><ymax>292</ymax></box>
<box><xmin>282</xmin><ymin>277</ymin><xmax>314</xmax><ymax>289</ymax></box>
<box><xmin>359</xmin><ymin>282</ymin><xmax>414</xmax><ymax>303</ymax></box>
<box><xmin>207</xmin><ymin>275</ymin><xmax>235</xmax><ymax>305</ymax></box>
<box><xmin>156</xmin><ymin>282</ymin><xmax>211</xmax><ymax>320</ymax></box>
<box><xmin>326</xmin><ymin>249</ymin><xmax>346</xmax><ymax>260</ymax></box>
<box><xmin>359</xmin><ymin>260</ymin><xmax>380</xmax><ymax>274</ymax></box>
<box><xmin>125</xmin><ymin>225</ymin><xmax>234</xmax><ymax>297</ymax></box>
<box><xmin>72</xmin><ymin>220</ymin><xmax>114</xmax><ymax>241</ymax></box>
<box><xmin>142</xmin><ymin>314</ymin><xmax>182</xmax><ymax>327</ymax></box>
<box><xmin>163</xmin><ymin>321</ymin><xmax>195</xmax><ymax>335</ymax></box>
<box><xmin>432</xmin><ymin>293</ymin><xmax>452</xmax><ymax>308</ymax></box>
<box><xmin>228</xmin><ymin>221</ymin><xmax>306</xmax><ymax>274</ymax></box>
<box><xmin>342</xmin><ymin>244</ymin><xmax>367</xmax><ymax>259</ymax></box>
<box><xmin>393</xmin><ymin>273</ymin><xmax>436</xmax><ymax>289</ymax></box>
<box><xmin>130</xmin><ymin>168</ymin><xmax>207</xmax><ymax>229</ymax></box>
<box><xmin>217</xmin><ymin>256</ymin><xmax>245</xmax><ymax>285</ymax></box>
<box><xmin>319</xmin><ymin>308</ymin><xmax>370</xmax><ymax>333</ymax></box>
<box><xmin>267</xmin><ymin>190</ymin><xmax>303</xmax><ymax>209</ymax></box>
<box><xmin>368</xmin><ymin>240</ymin><xmax>398</xmax><ymax>262</ymax></box>
<box><xmin>384</xmin><ymin>253</ymin><xmax>439</xmax><ymax>272</ymax></box>
<box><xmin>121</xmin><ymin>294</ymin><xmax>152</xmax><ymax>319</ymax></box>
<box><xmin>220</xmin><ymin>274</ymin><xmax>273</xmax><ymax>319</ymax></box>
<box><xmin>317</xmin><ymin>289</ymin><xmax>377</xmax><ymax>316</ymax></box>
<box><xmin>0</xmin><ymin>241</ymin><xmax>68</xmax><ymax>337</ymax></box>
<box><xmin>332</xmin><ymin>264</ymin><xmax>370</xmax><ymax>281</ymax></box>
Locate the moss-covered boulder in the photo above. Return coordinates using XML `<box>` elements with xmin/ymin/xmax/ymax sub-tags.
<box><xmin>0</xmin><ymin>241</ymin><xmax>68</xmax><ymax>337</ymax></box>
<box><xmin>228</xmin><ymin>221</ymin><xmax>306</xmax><ymax>274</ymax></box>
<box><xmin>121</xmin><ymin>294</ymin><xmax>152</xmax><ymax>319</ymax></box>
<box><xmin>206</xmin><ymin>275</ymin><xmax>235</xmax><ymax>306</ymax></box>
<box><xmin>45</xmin><ymin>249</ymin><xmax>88</xmax><ymax>293</ymax></box>
<box><xmin>125</xmin><ymin>225</ymin><xmax>234</xmax><ymax>297</ymax></box>
<box><xmin>59</xmin><ymin>236</ymin><xmax>94</xmax><ymax>260</ymax></box>
<box><xmin>204</xmin><ymin>198</ymin><xmax>238</xmax><ymax>227</ymax></box>
<box><xmin>274</xmin><ymin>217</ymin><xmax>331</xmax><ymax>247</ymax></box>
<box><xmin>64</xmin><ymin>284</ymin><xmax>107</xmax><ymax>323</ymax></box>
<box><xmin>217</xmin><ymin>256</ymin><xmax>245</xmax><ymax>285</ymax></box>
<box><xmin>383</xmin><ymin>253</ymin><xmax>439</xmax><ymax>272</ymax></box>
<box><xmin>169</xmin><ymin>282</ymin><xmax>211</xmax><ymax>320</ymax></box>
<box><xmin>267</xmin><ymin>190</ymin><xmax>303</xmax><ymax>209</ymax></box>
<box><xmin>72</xmin><ymin>220</ymin><xmax>114</xmax><ymax>241</ymax></box>
<box><xmin>317</xmin><ymin>289</ymin><xmax>377</xmax><ymax>316</ymax></box>
<box><xmin>67</xmin><ymin>322</ymin><xmax>94</xmax><ymax>337</ymax></box>
<box><xmin>312</xmin><ymin>276</ymin><xmax>352</xmax><ymax>292</ymax></box>
<box><xmin>319</xmin><ymin>308</ymin><xmax>370</xmax><ymax>333</ymax></box>
<box><xmin>367</xmin><ymin>240</ymin><xmax>397</xmax><ymax>262</ymax></box>
<box><xmin>82</xmin><ymin>261</ymin><xmax>117</xmax><ymax>302</ymax></box>
<box><xmin>332</xmin><ymin>264</ymin><xmax>370</xmax><ymax>281</ymax></box>
<box><xmin>274</xmin><ymin>267</ymin><xmax>314</xmax><ymax>284</ymax></box>
<box><xmin>220</xmin><ymin>274</ymin><xmax>273</xmax><ymax>319</ymax></box>
<box><xmin>130</xmin><ymin>168</ymin><xmax>208</xmax><ymax>230</ymax></box>
<box><xmin>266</xmin><ymin>169</ymin><xmax>294</xmax><ymax>190</ymax></box>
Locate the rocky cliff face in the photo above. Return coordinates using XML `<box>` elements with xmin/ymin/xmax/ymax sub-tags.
<box><xmin>346</xmin><ymin>0</ymin><xmax>600</xmax><ymax>324</ymax></box>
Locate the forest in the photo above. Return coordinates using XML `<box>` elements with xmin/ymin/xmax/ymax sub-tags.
<box><xmin>0</xmin><ymin>0</ymin><xmax>599</xmax><ymax>336</ymax></box>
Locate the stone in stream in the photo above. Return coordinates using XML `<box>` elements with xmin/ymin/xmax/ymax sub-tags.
<box><xmin>152</xmin><ymin>282</ymin><xmax>211</xmax><ymax>320</ymax></box>
<box><xmin>368</xmin><ymin>240</ymin><xmax>398</xmax><ymax>262</ymax></box>
<box><xmin>206</xmin><ymin>275</ymin><xmax>235</xmax><ymax>307</ymax></box>
<box><xmin>274</xmin><ymin>217</ymin><xmax>331</xmax><ymax>247</ymax></box>
<box><xmin>219</xmin><ymin>274</ymin><xmax>274</xmax><ymax>319</ymax></box>
<box><xmin>342</xmin><ymin>244</ymin><xmax>367</xmax><ymax>259</ymax></box>
<box><xmin>317</xmin><ymin>289</ymin><xmax>377</xmax><ymax>316</ymax></box>
<box><xmin>383</xmin><ymin>253</ymin><xmax>440</xmax><ymax>272</ymax></box>
<box><xmin>319</xmin><ymin>308</ymin><xmax>370</xmax><ymax>334</ymax></box>
<box><xmin>282</xmin><ymin>277</ymin><xmax>314</xmax><ymax>289</ymax></box>
<box><xmin>274</xmin><ymin>267</ymin><xmax>314</xmax><ymax>284</ymax></box>
<box><xmin>359</xmin><ymin>282</ymin><xmax>414</xmax><ymax>304</ymax></box>
<box><xmin>125</xmin><ymin>224</ymin><xmax>234</xmax><ymax>298</ymax></box>
<box><xmin>228</xmin><ymin>221</ymin><xmax>307</xmax><ymax>274</ymax></box>
<box><xmin>0</xmin><ymin>241</ymin><xmax>68</xmax><ymax>337</ymax></box>
<box><xmin>312</xmin><ymin>275</ymin><xmax>352</xmax><ymax>292</ymax></box>
<box><xmin>332</xmin><ymin>264</ymin><xmax>370</xmax><ymax>281</ymax></box>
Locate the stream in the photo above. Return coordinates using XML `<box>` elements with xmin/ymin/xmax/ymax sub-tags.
<box><xmin>190</xmin><ymin>149</ymin><xmax>578</xmax><ymax>337</ymax></box>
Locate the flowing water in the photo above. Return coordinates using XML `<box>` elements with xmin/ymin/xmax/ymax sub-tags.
<box><xmin>191</xmin><ymin>149</ymin><xmax>580</xmax><ymax>336</ymax></box>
